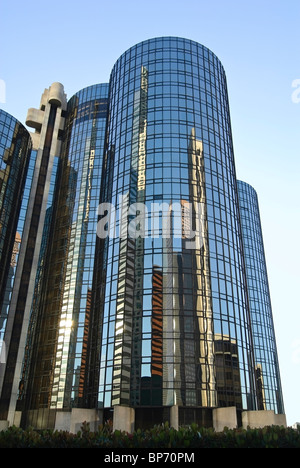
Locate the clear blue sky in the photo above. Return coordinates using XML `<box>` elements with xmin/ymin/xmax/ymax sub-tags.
<box><xmin>1</xmin><ymin>0</ymin><xmax>299</xmax><ymax>426</ymax></box>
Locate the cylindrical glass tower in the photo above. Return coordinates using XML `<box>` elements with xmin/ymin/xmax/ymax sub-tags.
<box><xmin>19</xmin><ymin>84</ymin><xmax>109</xmax><ymax>426</ymax></box>
<box><xmin>237</xmin><ymin>180</ymin><xmax>284</xmax><ymax>414</ymax></box>
<box><xmin>0</xmin><ymin>110</ymin><xmax>32</xmax><ymax>321</ymax></box>
<box><xmin>90</xmin><ymin>37</ymin><xmax>257</xmax><ymax>425</ymax></box>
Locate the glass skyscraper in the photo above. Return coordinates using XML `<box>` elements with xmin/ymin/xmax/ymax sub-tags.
<box><xmin>0</xmin><ymin>109</ymin><xmax>32</xmax><ymax>352</ymax></box>
<box><xmin>0</xmin><ymin>37</ymin><xmax>285</xmax><ymax>430</ymax></box>
<box><xmin>16</xmin><ymin>84</ymin><xmax>109</xmax><ymax>428</ymax></box>
<box><xmin>0</xmin><ymin>83</ymin><xmax>67</xmax><ymax>424</ymax></box>
<box><xmin>237</xmin><ymin>180</ymin><xmax>284</xmax><ymax>414</ymax></box>
<box><xmin>90</xmin><ymin>37</ymin><xmax>257</xmax><ymax>425</ymax></box>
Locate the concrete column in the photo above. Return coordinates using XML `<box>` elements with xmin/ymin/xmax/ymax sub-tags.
<box><xmin>213</xmin><ymin>406</ymin><xmax>237</xmax><ymax>432</ymax></box>
<box><xmin>170</xmin><ymin>405</ymin><xmax>179</xmax><ymax>430</ymax></box>
<box><xmin>113</xmin><ymin>406</ymin><xmax>135</xmax><ymax>433</ymax></box>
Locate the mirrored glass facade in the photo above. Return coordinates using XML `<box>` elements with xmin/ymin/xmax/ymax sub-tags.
<box><xmin>19</xmin><ymin>85</ymin><xmax>109</xmax><ymax>422</ymax></box>
<box><xmin>0</xmin><ymin>37</ymin><xmax>285</xmax><ymax>429</ymax></box>
<box><xmin>0</xmin><ymin>84</ymin><xmax>67</xmax><ymax>422</ymax></box>
<box><xmin>90</xmin><ymin>37</ymin><xmax>258</xmax><ymax>422</ymax></box>
<box><xmin>237</xmin><ymin>180</ymin><xmax>284</xmax><ymax>414</ymax></box>
<box><xmin>0</xmin><ymin>110</ymin><xmax>32</xmax><ymax>349</ymax></box>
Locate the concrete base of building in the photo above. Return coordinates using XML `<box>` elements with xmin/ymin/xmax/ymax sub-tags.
<box><xmin>3</xmin><ymin>408</ymin><xmax>104</xmax><ymax>432</ymax></box>
<box><xmin>0</xmin><ymin>406</ymin><xmax>287</xmax><ymax>433</ymax></box>
<box><xmin>212</xmin><ymin>407</ymin><xmax>287</xmax><ymax>431</ymax></box>
<box><xmin>213</xmin><ymin>406</ymin><xmax>237</xmax><ymax>432</ymax></box>
<box><xmin>0</xmin><ymin>420</ymin><xmax>8</xmax><ymax>431</ymax></box>
<box><xmin>113</xmin><ymin>405</ymin><xmax>135</xmax><ymax>433</ymax></box>
<box><xmin>55</xmin><ymin>408</ymin><xmax>103</xmax><ymax>433</ymax></box>
<box><xmin>112</xmin><ymin>406</ymin><xmax>287</xmax><ymax>433</ymax></box>
<box><xmin>242</xmin><ymin>409</ymin><xmax>287</xmax><ymax>429</ymax></box>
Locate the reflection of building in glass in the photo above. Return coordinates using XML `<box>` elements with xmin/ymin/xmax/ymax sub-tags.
<box><xmin>90</xmin><ymin>37</ymin><xmax>270</xmax><ymax>427</ymax></box>
<box><xmin>140</xmin><ymin>265</ymin><xmax>163</xmax><ymax>406</ymax></box>
<box><xmin>1</xmin><ymin>143</ymin><xmax>38</xmax><ymax>349</ymax></box>
<box><xmin>18</xmin><ymin>84</ymin><xmax>109</xmax><ymax>428</ymax></box>
<box><xmin>0</xmin><ymin>111</ymin><xmax>32</xmax><ymax>330</ymax></box>
<box><xmin>214</xmin><ymin>334</ymin><xmax>242</xmax><ymax>409</ymax></box>
<box><xmin>0</xmin><ymin>110</ymin><xmax>32</xmax><ymax>420</ymax></box>
<box><xmin>77</xmin><ymin>287</ymin><xmax>92</xmax><ymax>404</ymax></box>
<box><xmin>151</xmin><ymin>266</ymin><xmax>163</xmax><ymax>379</ymax></box>
<box><xmin>0</xmin><ymin>232</ymin><xmax>21</xmax><ymax>337</ymax></box>
<box><xmin>237</xmin><ymin>180</ymin><xmax>284</xmax><ymax>414</ymax></box>
<box><xmin>0</xmin><ymin>84</ymin><xmax>66</xmax><ymax>424</ymax></box>
<box><xmin>0</xmin><ymin>38</ymin><xmax>285</xmax><ymax>430</ymax></box>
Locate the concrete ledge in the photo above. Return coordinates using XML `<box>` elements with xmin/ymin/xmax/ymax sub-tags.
<box><xmin>26</xmin><ymin>108</ymin><xmax>44</xmax><ymax>130</ymax></box>
<box><xmin>242</xmin><ymin>410</ymin><xmax>287</xmax><ymax>429</ymax></box>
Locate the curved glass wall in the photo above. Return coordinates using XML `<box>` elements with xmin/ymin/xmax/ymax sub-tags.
<box><xmin>0</xmin><ymin>110</ymin><xmax>32</xmax><ymax>347</ymax></box>
<box><xmin>91</xmin><ymin>37</ymin><xmax>257</xmax><ymax>418</ymax></box>
<box><xmin>237</xmin><ymin>180</ymin><xmax>284</xmax><ymax>414</ymax></box>
<box><xmin>21</xmin><ymin>84</ymin><xmax>109</xmax><ymax>417</ymax></box>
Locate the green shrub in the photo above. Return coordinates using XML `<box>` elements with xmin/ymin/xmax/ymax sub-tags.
<box><xmin>0</xmin><ymin>422</ymin><xmax>299</xmax><ymax>448</ymax></box>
